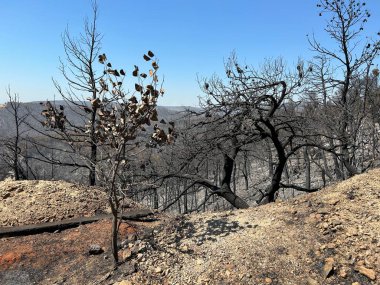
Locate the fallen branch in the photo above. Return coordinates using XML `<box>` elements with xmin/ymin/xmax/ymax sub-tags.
<box><xmin>0</xmin><ymin>209</ymin><xmax>154</xmax><ymax>238</ymax></box>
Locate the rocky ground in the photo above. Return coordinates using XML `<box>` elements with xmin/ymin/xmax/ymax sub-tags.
<box><xmin>1</xmin><ymin>170</ymin><xmax>380</xmax><ymax>284</ymax></box>
<box><xmin>0</xmin><ymin>179</ymin><xmax>140</xmax><ymax>227</ymax></box>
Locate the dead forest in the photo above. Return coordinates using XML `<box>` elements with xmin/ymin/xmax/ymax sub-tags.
<box><xmin>1</xmin><ymin>0</ymin><xmax>380</xmax><ymax>215</ymax></box>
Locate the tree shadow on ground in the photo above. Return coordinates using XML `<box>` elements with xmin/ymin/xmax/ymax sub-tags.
<box><xmin>175</xmin><ymin>217</ymin><xmax>245</xmax><ymax>246</ymax></box>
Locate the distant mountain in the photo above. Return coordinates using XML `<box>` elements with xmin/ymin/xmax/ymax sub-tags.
<box><xmin>0</xmin><ymin>101</ymin><xmax>201</xmax><ymax>138</ymax></box>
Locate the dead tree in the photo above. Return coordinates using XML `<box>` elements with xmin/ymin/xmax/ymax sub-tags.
<box><xmin>199</xmin><ymin>56</ymin><xmax>330</xmax><ymax>203</ymax></box>
<box><xmin>1</xmin><ymin>87</ymin><xmax>29</xmax><ymax>180</ymax></box>
<box><xmin>42</xmin><ymin>50</ymin><xmax>170</xmax><ymax>264</ymax></box>
<box><xmin>308</xmin><ymin>0</ymin><xmax>380</xmax><ymax>177</ymax></box>
<box><xmin>154</xmin><ymin>106</ymin><xmax>259</xmax><ymax>210</ymax></box>
<box><xmin>35</xmin><ymin>2</ymin><xmax>104</xmax><ymax>185</ymax></box>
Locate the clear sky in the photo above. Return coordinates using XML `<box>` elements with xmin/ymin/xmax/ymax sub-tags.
<box><xmin>1</xmin><ymin>0</ymin><xmax>379</xmax><ymax>106</ymax></box>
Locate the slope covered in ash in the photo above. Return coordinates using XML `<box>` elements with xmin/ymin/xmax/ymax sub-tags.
<box><xmin>0</xmin><ymin>169</ymin><xmax>379</xmax><ymax>284</ymax></box>
<box><xmin>128</xmin><ymin>168</ymin><xmax>380</xmax><ymax>285</ymax></box>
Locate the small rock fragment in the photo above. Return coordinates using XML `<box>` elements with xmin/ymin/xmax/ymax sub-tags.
<box><xmin>338</xmin><ymin>267</ymin><xmax>348</xmax><ymax>278</ymax></box>
<box><xmin>323</xmin><ymin>257</ymin><xmax>335</xmax><ymax>278</ymax></box>
<box><xmin>265</xmin><ymin>277</ymin><xmax>272</xmax><ymax>284</ymax></box>
<box><xmin>180</xmin><ymin>244</ymin><xmax>189</xmax><ymax>252</ymax></box>
<box><xmin>317</xmin><ymin>208</ymin><xmax>329</xmax><ymax>215</ymax></box>
<box><xmin>306</xmin><ymin>277</ymin><xmax>319</xmax><ymax>285</ymax></box>
<box><xmin>328</xmin><ymin>198</ymin><xmax>339</xmax><ymax>205</ymax></box>
<box><xmin>118</xmin><ymin>281</ymin><xmax>132</xmax><ymax>285</ymax></box>
<box><xmin>355</xmin><ymin>265</ymin><xmax>376</xmax><ymax>280</ymax></box>
<box><xmin>327</xmin><ymin>243</ymin><xmax>335</xmax><ymax>249</ymax></box>
<box><xmin>322</xmin><ymin>222</ymin><xmax>329</xmax><ymax>229</ymax></box>
<box><xmin>121</xmin><ymin>249</ymin><xmax>132</xmax><ymax>261</ymax></box>
<box><xmin>89</xmin><ymin>244</ymin><xmax>103</xmax><ymax>255</ymax></box>
<box><xmin>127</xmin><ymin>233</ymin><xmax>137</xmax><ymax>242</ymax></box>
<box><xmin>356</xmin><ymin>260</ymin><xmax>365</xmax><ymax>266</ymax></box>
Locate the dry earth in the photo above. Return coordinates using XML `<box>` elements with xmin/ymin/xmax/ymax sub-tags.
<box><xmin>0</xmin><ymin>179</ymin><xmax>140</xmax><ymax>227</ymax></box>
<box><xmin>1</xmin><ymin>169</ymin><xmax>380</xmax><ymax>285</ymax></box>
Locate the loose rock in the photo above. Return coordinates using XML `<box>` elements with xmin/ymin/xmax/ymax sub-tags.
<box><xmin>88</xmin><ymin>244</ymin><xmax>103</xmax><ymax>255</ymax></box>
<box><xmin>322</xmin><ymin>257</ymin><xmax>335</xmax><ymax>278</ymax></box>
<box><xmin>355</xmin><ymin>265</ymin><xmax>376</xmax><ymax>280</ymax></box>
<box><xmin>306</xmin><ymin>277</ymin><xmax>319</xmax><ymax>285</ymax></box>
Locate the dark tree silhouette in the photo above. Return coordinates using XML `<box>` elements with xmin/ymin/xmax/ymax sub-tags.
<box><xmin>308</xmin><ymin>0</ymin><xmax>380</xmax><ymax>177</ymax></box>
<box><xmin>1</xmin><ymin>87</ymin><xmax>29</xmax><ymax>180</ymax></box>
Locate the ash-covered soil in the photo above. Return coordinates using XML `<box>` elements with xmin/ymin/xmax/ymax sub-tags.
<box><xmin>125</xmin><ymin>169</ymin><xmax>379</xmax><ymax>285</ymax></box>
<box><xmin>1</xmin><ymin>169</ymin><xmax>380</xmax><ymax>285</ymax></box>
<box><xmin>0</xmin><ymin>179</ymin><xmax>139</xmax><ymax>227</ymax></box>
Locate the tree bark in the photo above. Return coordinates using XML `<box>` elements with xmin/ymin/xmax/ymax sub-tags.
<box><xmin>110</xmin><ymin>205</ymin><xmax>119</xmax><ymax>264</ymax></box>
<box><xmin>218</xmin><ymin>152</ymin><xmax>249</xmax><ymax>209</ymax></box>
<box><xmin>263</xmin><ymin>120</ymin><xmax>287</xmax><ymax>203</ymax></box>
<box><xmin>304</xmin><ymin>147</ymin><xmax>311</xmax><ymax>191</ymax></box>
<box><xmin>183</xmin><ymin>179</ymin><xmax>188</xmax><ymax>214</ymax></box>
<box><xmin>153</xmin><ymin>188</ymin><xmax>159</xmax><ymax>210</ymax></box>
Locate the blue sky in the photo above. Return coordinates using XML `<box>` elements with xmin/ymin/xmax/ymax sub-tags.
<box><xmin>1</xmin><ymin>0</ymin><xmax>379</xmax><ymax>106</ymax></box>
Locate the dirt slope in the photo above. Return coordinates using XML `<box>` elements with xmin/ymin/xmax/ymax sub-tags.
<box><xmin>0</xmin><ymin>179</ymin><xmax>140</xmax><ymax>227</ymax></box>
<box><xmin>1</xmin><ymin>169</ymin><xmax>380</xmax><ymax>285</ymax></box>
<box><xmin>126</xmin><ymin>169</ymin><xmax>380</xmax><ymax>285</ymax></box>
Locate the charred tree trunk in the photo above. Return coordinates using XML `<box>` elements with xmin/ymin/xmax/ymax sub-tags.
<box><xmin>266</xmin><ymin>157</ymin><xmax>286</xmax><ymax>203</ymax></box>
<box><xmin>13</xmin><ymin>131</ymin><xmax>20</xmax><ymax>180</ymax></box>
<box><xmin>153</xmin><ymin>188</ymin><xmax>159</xmax><ymax>210</ymax></box>
<box><xmin>304</xmin><ymin>147</ymin><xmax>311</xmax><ymax>191</ymax></box>
<box><xmin>284</xmin><ymin>161</ymin><xmax>290</xmax><ymax>184</ymax></box>
<box><xmin>183</xmin><ymin>180</ymin><xmax>188</xmax><ymax>214</ymax></box>
<box><xmin>232</xmin><ymin>161</ymin><xmax>237</xmax><ymax>194</ymax></box>
<box><xmin>217</xmin><ymin>152</ymin><xmax>249</xmax><ymax>209</ymax></box>
<box><xmin>267</xmin><ymin>142</ymin><xmax>274</xmax><ymax>178</ymax></box>
<box><xmin>89</xmin><ymin>139</ymin><xmax>97</xmax><ymax>185</ymax></box>
<box><xmin>176</xmin><ymin>179</ymin><xmax>182</xmax><ymax>213</ymax></box>
<box><xmin>242</xmin><ymin>151</ymin><xmax>249</xmax><ymax>192</ymax></box>
<box><xmin>111</xmin><ymin>209</ymin><xmax>118</xmax><ymax>263</ymax></box>
<box><xmin>264</xmin><ymin>120</ymin><xmax>287</xmax><ymax>203</ymax></box>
